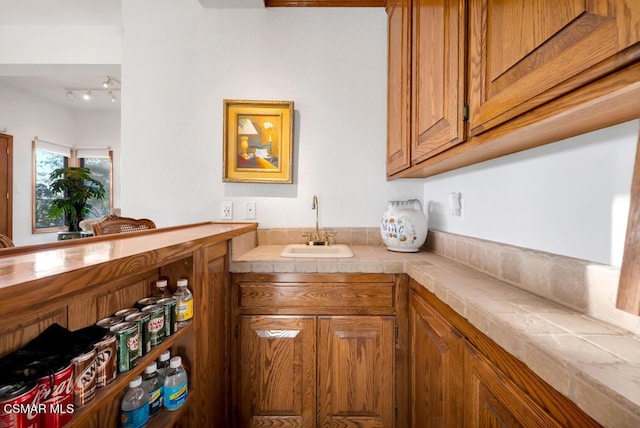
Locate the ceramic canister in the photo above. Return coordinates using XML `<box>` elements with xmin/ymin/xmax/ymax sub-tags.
<box><xmin>380</xmin><ymin>199</ymin><xmax>428</xmax><ymax>252</ymax></box>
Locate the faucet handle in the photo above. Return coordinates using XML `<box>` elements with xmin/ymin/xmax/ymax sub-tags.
<box><xmin>323</xmin><ymin>232</ymin><xmax>335</xmax><ymax>245</ymax></box>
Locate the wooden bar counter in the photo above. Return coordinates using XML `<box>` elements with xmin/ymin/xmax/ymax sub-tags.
<box><xmin>0</xmin><ymin>222</ymin><xmax>257</xmax><ymax>428</ymax></box>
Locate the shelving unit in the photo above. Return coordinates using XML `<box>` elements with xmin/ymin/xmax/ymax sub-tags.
<box><xmin>0</xmin><ymin>222</ymin><xmax>256</xmax><ymax>427</ymax></box>
<box><xmin>69</xmin><ymin>323</ymin><xmax>193</xmax><ymax>427</ymax></box>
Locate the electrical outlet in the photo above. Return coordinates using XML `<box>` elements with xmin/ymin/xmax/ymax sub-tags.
<box><xmin>245</xmin><ymin>201</ymin><xmax>256</xmax><ymax>220</ymax></box>
<box><xmin>221</xmin><ymin>201</ymin><xmax>233</xmax><ymax>220</ymax></box>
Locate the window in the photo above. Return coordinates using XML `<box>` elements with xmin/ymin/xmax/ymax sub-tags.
<box><xmin>78</xmin><ymin>150</ymin><xmax>113</xmax><ymax>219</ymax></box>
<box><xmin>32</xmin><ymin>140</ymin><xmax>113</xmax><ymax>233</ymax></box>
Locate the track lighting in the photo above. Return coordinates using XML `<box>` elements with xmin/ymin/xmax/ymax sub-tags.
<box><xmin>65</xmin><ymin>75</ymin><xmax>121</xmax><ymax>103</ymax></box>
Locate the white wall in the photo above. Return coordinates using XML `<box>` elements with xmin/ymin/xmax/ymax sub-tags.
<box><xmin>73</xmin><ymin>109</ymin><xmax>122</xmax><ymax>211</ymax></box>
<box><xmin>0</xmin><ymin>80</ymin><xmax>121</xmax><ymax>245</ymax></box>
<box><xmin>120</xmin><ymin>1</ymin><xmax>423</xmax><ymax>230</ymax></box>
<box><xmin>424</xmin><ymin>120</ymin><xmax>639</xmax><ymax>266</ymax></box>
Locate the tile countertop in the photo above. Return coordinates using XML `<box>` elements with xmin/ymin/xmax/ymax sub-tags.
<box><xmin>231</xmin><ymin>245</ymin><xmax>640</xmax><ymax>428</ymax></box>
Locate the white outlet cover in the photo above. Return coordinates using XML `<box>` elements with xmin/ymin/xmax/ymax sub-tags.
<box><xmin>221</xmin><ymin>201</ymin><xmax>233</xmax><ymax>220</ymax></box>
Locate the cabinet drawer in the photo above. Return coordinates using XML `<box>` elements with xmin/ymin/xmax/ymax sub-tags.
<box><xmin>238</xmin><ymin>282</ymin><xmax>395</xmax><ymax>312</ymax></box>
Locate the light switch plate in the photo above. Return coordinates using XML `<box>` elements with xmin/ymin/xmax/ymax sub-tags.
<box><xmin>245</xmin><ymin>201</ymin><xmax>256</xmax><ymax>220</ymax></box>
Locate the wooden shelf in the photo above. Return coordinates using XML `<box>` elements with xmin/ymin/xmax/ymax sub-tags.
<box><xmin>68</xmin><ymin>323</ymin><xmax>193</xmax><ymax>427</ymax></box>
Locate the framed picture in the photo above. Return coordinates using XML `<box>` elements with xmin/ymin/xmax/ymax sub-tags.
<box><xmin>222</xmin><ymin>99</ymin><xmax>294</xmax><ymax>183</ymax></box>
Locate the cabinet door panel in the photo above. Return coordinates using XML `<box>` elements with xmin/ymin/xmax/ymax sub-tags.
<box><xmin>387</xmin><ymin>0</ymin><xmax>412</xmax><ymax>175</ymax></box>
<box><xmin>468</xmin><ymin>0</ymin><xmax>640</xmax><ymax>134</ymax></box>
<box><xmin>238</xmin><ymin>315</ymin><xmax>316</xmax><ymax>428</ymax></box>
<box><xmin>409</xmin><ymin>292</ymin><xmax>463</xmax><ymax>427</ymax></box>
<box><xmin>411</xmin><ymin>0</ymin><xmax>466</xmax><ymax>163</ymax></box>
<box><xmin>318</xmin><ymin>316</ymin><xmax>395</xmax><ymax>427</ymax></box>
<box><xmin>464</xmin><ymin>341</ymin><xmax>561</xmax><ymax>428</ymax></box>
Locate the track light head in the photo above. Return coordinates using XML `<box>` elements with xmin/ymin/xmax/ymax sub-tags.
<box><xmin>66</xmin><ymin>90</ymin><xmax>75</xmax><ymax>101</ymax></box>
<box><xmin>83</xmin><ymin>90</ymin><xmax>92</xmax><ymax>101</ymax></box>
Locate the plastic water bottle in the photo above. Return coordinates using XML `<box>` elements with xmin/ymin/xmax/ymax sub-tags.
<box><xmin>163</xmin><ymin>356</ymin><xmax>188</xmax><ymax>411</ymax></box>
<box><xmin>154</xmin><ymin>279</ymin><xmax>170</xmax><ymax>299</ymax></box>
<box><xmin>142</xmin><ymin>362</ymin><xmax>163</xmax><ymax>417</ymax></box>
<box><xmin>173</xmin><ymin>279</ymin><xmax>193</xmax><ymax>328</ymax></box>
<box><xmin>157</xmin><ymin>350</ymin><xmax>171</xmax><ymax>382</ymax></box>
<box><xmin>121</xmin><ymin>376</ymin><xmax>149</xmax><ymax>428</ymax></box>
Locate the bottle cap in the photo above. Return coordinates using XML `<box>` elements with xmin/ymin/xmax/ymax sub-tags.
<box><xmin>145</xmin><ymin>362</ymin><xmax>157</xmax><ymax>374</ymax></box>
<box><xmin>169</xmin><ymin>356</ymin><xmax>182</xmax><ymax>369</ymax></box>
<box><xmin>177</xmin><ymin>279</ymin><xmax>188</xmax><ymax>287</ymax></box>
<box><xmin>159</xmin><ymin>350</ymin><xmax>170</xmax><ymax>362</ymax></box>
<box><xmin>129</xmin><ymin>375</ymin><xmax>142</xmax><ymax>388</ymax></box>
<box><xmin>156</xmin><ymin>279</ymin><xmax>168</xmax><ymax>288</ymax></box>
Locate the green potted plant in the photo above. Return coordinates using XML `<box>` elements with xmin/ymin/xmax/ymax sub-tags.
<box><xmin>47</xmin><ymin>167</ymin><xmax>106</xmax><ymax>236</ymax></box>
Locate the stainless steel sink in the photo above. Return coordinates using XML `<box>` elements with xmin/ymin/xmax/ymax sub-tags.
<box><xmin>280</xmin><ymin>244</ymin><xmax>354</xmax><ymax>258</ymax></box>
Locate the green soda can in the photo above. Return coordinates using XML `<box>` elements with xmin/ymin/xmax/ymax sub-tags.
<box><xmin>109</xmin><ymin>321</ymin><xmax>139</xmax><ymax>373</ymax></box>
<box><xmin>141</xmin><ymin>304</ymin><xmax>165</xmax><ymax>347</ymax></box>
<box><xmin>125</xmin><ymin>311</ymin><xmax>151</xmax><ymax>357</ymax></box>
<box><xmin>156</xmin><ymin>297</ymin><xmax>177</xmax><ymax>337</ymax></box>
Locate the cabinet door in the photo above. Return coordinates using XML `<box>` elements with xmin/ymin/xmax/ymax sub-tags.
<box><xmin>468</xmin><ymin>0</ymin><xmax>640</xmax><ymax>135</ymax></box>
<box><xmin>411</xmin><ymin>0</ymin><xmax>466</xmax><ymax>163</ymax></box>
<box><xmin>464</xmin><ymin>341</ymin><xmax>561</xmax><ymax>428</ymax></box>
<box><xmin>387</xmin><ymin>0</ymin><xmax>412</xmax><ymax>176</ymax></box>
<box><xmin>318</xmin><ymin>316</ymin><xmax>395</xmax><ymax>427</ymax></box>
<box><xmin>408</xmin><ymin>292</ymin><xmax>463</xmax><ymax>427</ymax></box>
<box><xmin>237</xmin><ymin>315</ymin><xmax>316</xmax><ymax>428</ymax></box>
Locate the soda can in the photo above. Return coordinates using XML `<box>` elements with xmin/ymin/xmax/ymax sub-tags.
<box><xmin>94</xmin><ymin>333</ymin><xmax>117</xmax><ymax>388</ymax></box>
<box><xmin>113</xmin><ymin>308</ymin><xmax>139</xmax><ymax>318</ymax></box>
<box><xmin>0</xmin><ymin>381</ymin><xmax>40</xmax><ymax>428</ymax></box>
<box><xmin>36</xmin><ymin>361</ymin><xmax>74</xmax><ymax>427</ymax></box>
<box><xmin>96</xmin><ymin>316</ymin><xmax>123</xmax><ymax>330</ymax></box>
<box><xmin>141</xmin><ymin>305</ymin><xmax>165</xmax><ymax>347</ymax></box>
<box><xmin>136</xmin><ymin>296</ymin><xmax>160</xmax><ymax>309</ymax></box>
<box><xmin>156</xmin><ymin>297</ymin><xmax>177</xmax><ymax>337</ymax></box>
<box><xmin>71</xmin><ymin>349</ymin><xmax>96</xmax><ymax>408</ymax></box>
<box><xmin>110</xmin><ymin>322</ymin><xmax>139</xmax><ymax>373</ymax></box>
<box><xmin>125</xmin><ymin>312</ymin><xmax>151</xmax><ymax>357</ymax></box>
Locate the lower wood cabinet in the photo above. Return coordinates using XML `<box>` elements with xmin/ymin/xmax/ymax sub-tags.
<box><xmin>409</xmin><ymin>279</ymin><xmax>600</xmax><ymax>428</ymax></box>
<box><xmin>408</xmin><ymin>290</ymin><xmax>463</xmax><ymax>426</ymax></box>
<box><xmin>231</xmin><ymin>273</ymin><xmax>399</xmax><ymax>428</ymax></box>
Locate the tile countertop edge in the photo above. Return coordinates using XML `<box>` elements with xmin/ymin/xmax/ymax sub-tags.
<box><xmin>230</xmin><ymin>245</ymin><xmax>640</xmax><ymax>427</ymax></box>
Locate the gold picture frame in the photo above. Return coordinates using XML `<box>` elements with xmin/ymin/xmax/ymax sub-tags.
<box><xmin>222</xmin><ymin>99</ymin><xmax>294</xmax><ymax>183</ymax></box>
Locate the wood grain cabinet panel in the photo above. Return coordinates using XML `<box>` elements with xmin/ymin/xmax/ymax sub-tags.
<box><xmin>387</xmin><ymin>0</ymin><xmax>412</xmax><ymax>175</ymax></box>
<box><xmin>468</xmin><ymin>0</ymin><xmax>640</xmax><ymax>135</ymax></box>
<box><xmin>408</xmin><ymin>291</ymin><xmax>463</xmax><ymax>427</ymax></box>
<box><xmin>463</xmin><ymin>341</ymin><xmax>561</xmax><ymax>428</ymax></box>
<box><xmin>318</xmin><ymin>316</ymin><xmax>395</xmax><ymax>428</ymax></box>
<box><xmin>237</xmin><ymin>315</ymin><xmax>317</xmax><ymax>428</ymax></box>
<box><xmin>411</xmin><ymin>0</ymin><xmax>466</xmax><ymax>163</ymax></box>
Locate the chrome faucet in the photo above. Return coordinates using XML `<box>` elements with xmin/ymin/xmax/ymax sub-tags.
<box><xmin>303</xmin><ymin>195</ymin><xmax>334</xmax><ymax>245</ymax></box>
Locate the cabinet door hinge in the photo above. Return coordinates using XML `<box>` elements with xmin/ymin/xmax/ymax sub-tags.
<box><xmin>395</xmin><ymin>405</ymin><xmax>398</xmax><ymax>420</ymax></box>
<box><xmin>463</xmin><ymin>103</ymin><xmax>470</xmax><ymax>122</ymax></box>
<box><xmin>394</xmin><ymin>324</ymin><xmax>398</xmax><ymax>339</ymax></box>
<box><xmin>235</xmin><ymin>324</ymin><xmax>239</xmax><ymax>338</ymax></box>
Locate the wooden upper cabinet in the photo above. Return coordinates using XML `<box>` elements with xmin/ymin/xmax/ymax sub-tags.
<box><xmin>387</xmin><ymin>0</ymin><xmax>412</xmax><ymax>176</ymax></box>
<box><xmin>411</xmin><ymin>0</ymin><xmax>467</xmax><ymax>163</ymax></box>
<box><xmin>318</xmin><ymin>316</ymin><xmax>395</xmax><ymax>427</ymax></box>
<box><xmin>468</xmin><ymin>0</ymin><xmax>640</xmax><ymax>135</ymax></box>
<box><xmin>237</xmin><ymin>315</ymin><xmax>317</xmax><ymax>428</ymax></box>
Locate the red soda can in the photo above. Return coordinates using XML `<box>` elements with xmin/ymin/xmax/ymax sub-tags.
<box><xmin>36</xmin><ymin>363</ymin><xmax>74</xmax><ymax>428</ymax></box>
<box><xmin>0</xmin><ymin>380</ymin><xmax>41</xmax><ymax>428</ymax></box>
